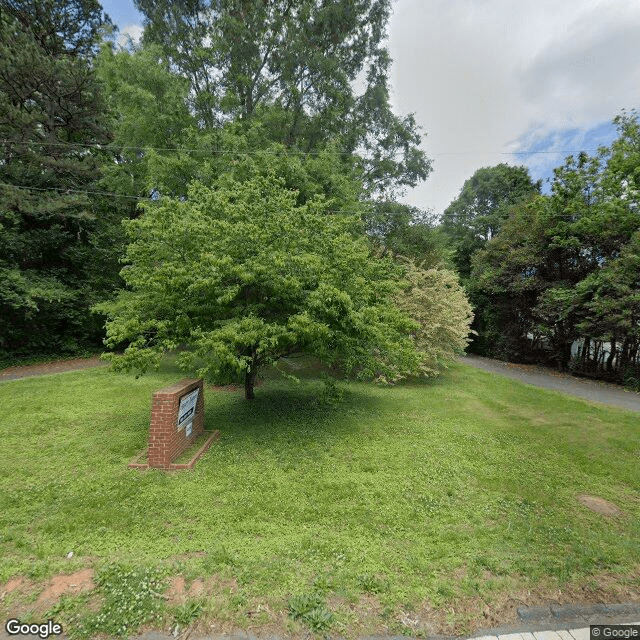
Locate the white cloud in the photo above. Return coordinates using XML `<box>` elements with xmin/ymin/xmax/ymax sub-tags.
<box><xmin>388</xmin><ymin>0</ymin><xmax>640</xmax><ymax>215</ymax></box>
<box><xmin>117</xmin><ymin>23</ymin><xmax>143</xmax><ymax>49</ymax></box>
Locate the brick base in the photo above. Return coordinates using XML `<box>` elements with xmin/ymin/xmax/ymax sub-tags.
<box><xmin>129</xmin><ymin>430</ymin><xmax>219</xmax><ymax>471</ymax></box>
<box><xmin>128</xmin><ymin>379</ymin><xmax>214</xmax><ymax>470</ymax></box>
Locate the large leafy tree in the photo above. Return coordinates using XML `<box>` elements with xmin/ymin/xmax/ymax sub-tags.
<box><xmin>470</xmin><ymin>112</ymin><xmax>640</xmax><ymax>376</ymax></box>
<box><xmin>440</xmin><ymin>164</ymin><xmax>541</xmax><ymax>356</ymax></box>
<box><xmin>469</xmin><ymin>197</ymin><xmax>548</xmax><ymax>361</ymax></box>
<box><xmin>441</xmin><ymin>164</ymin><xmax>541</xmax><ymax>280</ymax></box>
<box><xmin>133</xmin><ymin>0</ymin><xmax>430</xmax><ymax>197</ymax></box>
<box><xmin>97</xmin><ymin>170</ymin><xmax>428</xmax><ymax>399</ymax></box>
<box><xmin>95</xmin><ymin>42</ymin><xmax>195</xmax><ymax>212</ymax></box>
<box><xmin>0</xmin><ymin>1</ymin><xmax>116</xmax><ymax>357</ymax></box>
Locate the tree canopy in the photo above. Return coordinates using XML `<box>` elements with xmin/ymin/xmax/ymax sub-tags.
<box><xmin>466</xmin><ymin>112</ymin><xmax>640</xmax><ymax>382</ymax></box>
<box><xmin>441</xmin><ymin>163</ymin><xmax>541</xmax><ymax>280</ymax></box>
<box><xmin>133</xmin><ymin>0</ymin><xmax>431</xmax><ymax>197</ymax></box>
<box><xmin>97</xmin><ymin>170</ymin><xmax>435</xmax><ymax>398</ymax></box>
<box><xmin>0</xmin><ymin>1</ymin><xmax>117</xmax><ymax>357</ymax></box>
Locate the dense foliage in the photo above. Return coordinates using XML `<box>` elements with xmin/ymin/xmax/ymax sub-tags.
<box><xmin>446</xmin><ymin>112</ymin><xmax>640</xmax><ymax>386</ymax></box>
<box><xmin>134</xmin><ymin>0</ymin><xmax>431</xmax><ymax>198</ymax></box>
<box><xmin>0</xmin><ymin>0</ymin><xmax>120</xmax><ymax>358</ymax></box>
<box><xmin>396</xmin><ymin>259</ymin><xmax>473</xmax><ymax>375</ymax></box>
<box><xmin>0</xmin><ymin>0</ymin><xmax>478</xmax><ymax>393</ymax></box>
<box><xmin>96</xmin><ymin>171</ymin><xmax>431</xmax><ymax>398</ymax></box>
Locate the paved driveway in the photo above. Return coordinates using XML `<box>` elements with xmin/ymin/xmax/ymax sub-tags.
<box><xmin>460</xmin><ymin>355</ymin><xmax>640</xmax><ymax>413</ymax></box>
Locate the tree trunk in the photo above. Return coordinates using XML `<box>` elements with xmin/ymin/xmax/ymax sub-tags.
<box><xmin>244</xmin><ymin>360</ymin><xmax>258</xmax><ymax>400</ymax></box>
<box><xmin>606</xmin><ymin>338</ymin><xmax>616</xmax><ymax>372</ymax></box>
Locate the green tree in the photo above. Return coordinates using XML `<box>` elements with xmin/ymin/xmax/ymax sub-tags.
<box><xmin>133</xmin><ymin>0</ymin><xmax>430</xmax><ymax>197</ymax></box>
<box><xmin>441</xmin><ymin>164</ymin><xmax>541</xmax><ymax>279</ymax></box>
<box><xmin>575</xmin><ymin>231</ymin><xmax>640</xmax><ymax>382</ymax></box>
<box><xmin>0</xmin><ymin>2</ymin><xmax>115</xmax><ymax>357</ymax></box>
<box><xmin>95</xmin><ymin>42</ymin><xmax>195</xmax><ymax>211</ymax></box>
<box><xmin>470</xmin><ymin>197</ymin><xmax>547</xmax><ymax>361</ymax></box>
<box><xmin>2</xmin><ymin>0</ymin><xmax>112</xmax><ymax>57</ymax></box>
<box><xmin>470</xmin><ymin>112</ymin><xmax>640</xmax><ymax>375</ymax></box>
<box><xmin>440</xmin><ymin>164</ymin><xmax>540</xmax><ymax>357</ymax></box>
<box><xmin>96</xmin><ymin>171</ymin><xmax>426</xmax><ymax>399</ymax></box>
<box><xmin>364</xmin><ymin>201</ymin><xmax>451</xmax><ymax>268</ymax></box>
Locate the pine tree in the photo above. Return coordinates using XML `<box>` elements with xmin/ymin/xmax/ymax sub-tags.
<box><xmin>0</xmin><ymin>1</ymin><xmax>116</xmax><ymax>357</ymax></box>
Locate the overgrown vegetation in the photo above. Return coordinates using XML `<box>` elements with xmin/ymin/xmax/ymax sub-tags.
<box><xmin>2</xmin><ymin>0</ymin><xmax>452</xmax><ymax>373</ymax></box>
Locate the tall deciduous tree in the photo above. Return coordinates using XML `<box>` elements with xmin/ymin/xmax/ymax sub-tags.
<box><xmin>441</xmin><ymin>164</ymin><xmax>541</xmax><ymax>280</ymax></box>
<box><xmin>133</xmin><ymin>0</ymin><xmax>430</xmax><ymax>197</ymax></box>
<box><xmin>95</xmin><ymin>42</ymin><xmax>195</xmax><ymax>210</ymax></box>
<box><xmin>470</xmin><ymin>112</ymin><xmax>640</xmax><ymax>378</ymax></box>
<box><xmin>96</xmin><ymin>171</ymin><xmax>426</xmax><ymax>399</ymax></box>
<box><xmin>0</xmin><ymin>1</ymin><xmax>116</xmax><ymax>357</ymax></box>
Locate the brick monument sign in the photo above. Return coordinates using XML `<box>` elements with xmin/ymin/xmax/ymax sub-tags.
<box><xmin>129</xmin><ymin>378</ymin><xmax>218</xmax><ymax>470</ymax></box>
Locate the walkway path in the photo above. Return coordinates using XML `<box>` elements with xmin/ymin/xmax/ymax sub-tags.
<box><xmin>0</xmin><ymin>356</ymin><xmax>106</xmax><ymax>381</ymax></box>
<box><xmin>460</xmin><ymin>355</ymin><xmax>640</xmax><ymax>413</ymax></box>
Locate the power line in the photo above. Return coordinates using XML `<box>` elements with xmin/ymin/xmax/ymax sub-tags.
<box><xmin>0</xmin><ymin>183</ymin><xmax>142</xmax><ymax>200</ymax></box>
<box><xmin>0</xmin><ymin>138</ymin><xmax>357</xmax><ymax>157</ymax></box>
<box><xmin>0</xmin><ymin>138</ymin><xmax>607</xmax><ymax>158</ymax></box>
<box><xmin>0</xmin><ymin>182</ymin><xmax>420</xmax><ymax>215</ymax></box>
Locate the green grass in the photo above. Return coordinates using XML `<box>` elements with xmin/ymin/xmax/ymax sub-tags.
<box><xmin>1</xmin><ymin>357</ymin><xmax>639</xmax><ymax>636</ymax></box>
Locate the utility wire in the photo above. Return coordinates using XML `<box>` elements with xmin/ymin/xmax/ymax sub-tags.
<box><xmin>0</xmin><ymin>138</ymin><xmax>607</xmax><ymax>157</ymax></box>
<box><xmin>1</xmin><ymin>182</ymin><xmax>420</xmax><ymax>214</ymax></box>
<box><xmin>1</xmin><ymin>183</ymin><xmax>143</xmax><ymax>201</ymax></box>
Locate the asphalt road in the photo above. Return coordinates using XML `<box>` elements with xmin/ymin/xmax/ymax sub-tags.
<box><xmin>460</xmin><ymin>355</ymin><xmax>640</xmax><ymax>413</ymax></box>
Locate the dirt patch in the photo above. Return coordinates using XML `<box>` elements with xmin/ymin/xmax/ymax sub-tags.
<box><xmin>394</xmin><ymin>569</ymin><xmax>640</xmax><ymax>636</ymax></box>
<box><xmin>165</xmin><ymin>575</ymin><xmax>238</xmax><ymax>605</ymax></box>
<box><xmin>577</xmin><ymin>494</ymin><xmax>624</xmax><ymax>517</ymax></box>
<box><xmin>2</xmin><ymin>570</ymin><xmax>95</xmax><ymax>611</ymax></box>
<box><xmin>166</xmin><ymin>575</ymin><xmax>186</xmax><ymax>602</ymax></box>
<box><xmin>35</xmin><ymin>569</ymin><xmax>95</xmax><ymax>607</ymax></box>
<box><xmin>1</xmin><ymin>577</ymin><xmax>27</xmax><ymax>598</ymax></box>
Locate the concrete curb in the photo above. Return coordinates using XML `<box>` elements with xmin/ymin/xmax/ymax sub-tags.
<box><xmin>2</xmin><ymin>604</ymin><xmax>639</xmax><ymax>640</ymax></box>
<box><xmin>126</xmin><ymin>603</ymin><xmax>640</xmax><ymax>640</ymax></box>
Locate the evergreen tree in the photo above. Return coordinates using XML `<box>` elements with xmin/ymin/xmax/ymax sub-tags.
<box><xmin>0</xmin><ymin>1</ymin><xmax>115</xmax><ymax>357</ymax></box>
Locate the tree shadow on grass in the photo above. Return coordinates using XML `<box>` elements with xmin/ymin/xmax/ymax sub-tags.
<box><xmin>203</xmin><ymin>377</ymin><xmax>389</xmax><ymax>453</ymax></box>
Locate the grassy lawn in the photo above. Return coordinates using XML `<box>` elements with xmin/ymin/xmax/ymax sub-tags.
<box><xmin>1</xmin><ymin>358</ymin><xmax>639</xmax><ymax>637</ymax></box>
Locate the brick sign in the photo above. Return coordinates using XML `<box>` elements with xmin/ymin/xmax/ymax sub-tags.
<box><xmin>129</xmin><ymin>378</ymin><xmax>218</xmax><ymax>470</ymax></box>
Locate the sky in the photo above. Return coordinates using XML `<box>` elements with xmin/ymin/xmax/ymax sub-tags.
<box><xmin>101</xmin><ymin>0</ymin><xmax>640</xmax><ymax>217</ymax></box>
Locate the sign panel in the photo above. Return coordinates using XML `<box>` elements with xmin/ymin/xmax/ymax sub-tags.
<box><xmin>177</xmin><ymin>389</ymin><xmax>199</xmax><ymax>429</ymax></box>
<box><xmin>185</xmin><ymin>422</ymin><xmax>192</xmax><ymax>438</ymax></box>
